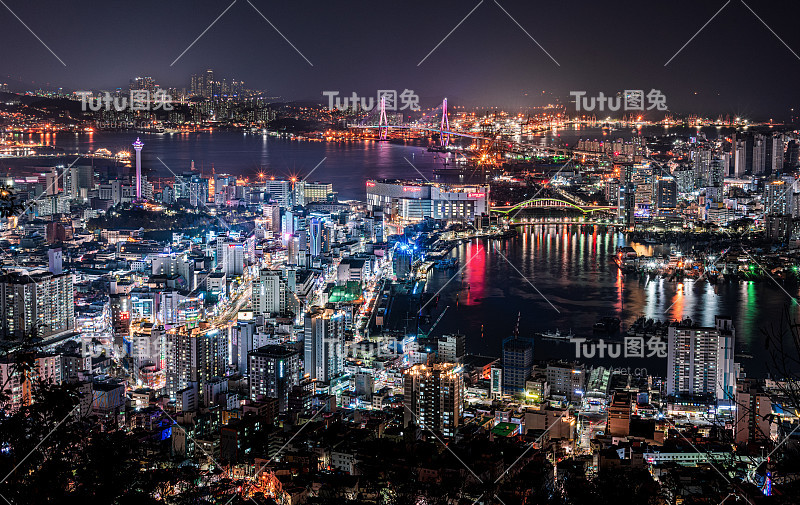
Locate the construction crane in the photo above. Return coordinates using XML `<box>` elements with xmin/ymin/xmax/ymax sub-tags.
<box><xmin>419</xmin><ymin>306</ymin><xmax>449</xmax><ymax>338</ymax></box>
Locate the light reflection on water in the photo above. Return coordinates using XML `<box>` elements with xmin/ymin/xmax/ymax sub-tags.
<box><xmin>430</xmin><ymin>223</ymin><xmax>799</xmax><ymax>377</ymax></box>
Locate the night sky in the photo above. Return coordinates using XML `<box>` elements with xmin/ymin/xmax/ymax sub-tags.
<box><xmin>2</xmin><ymin>0</ymin><xmax>799</xmax><ymax>119</ymax></box>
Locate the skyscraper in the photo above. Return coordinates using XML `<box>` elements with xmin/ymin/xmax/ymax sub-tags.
<box><xmin>403</xmin><ymin>363</ymin><xmax>464</xmax><ymax>438</ymax></box>
<box><xmin>752</xmin><ymin>134</ymin><xmax>766</xmax><ymax>175</ymax></box>
<box><xmin>309</xmin><ymin>217</ymin><xmax>322</xmax><ymax>257</ymax></box>
<box><xmin>132</xmin><ymin>138</ymin><xmax>144</xmax><ymax>201</ymax></box>
<box><xmin>0</xmin><ymin>271</ymin><xmax>75</xmax><ymax>339</ymax></box>
<box><xmin>437</xmin><ymin>334</ymin><xmax>465</xmax><ymax>363</ymax></box>
<box><xmin>502</xmin><ymin>336</ymin><xmax>533</xmax><ymax>395</ymax></box>
<box><xmin>303</xmin><ymin>307</ymin><xmax>344</xmax><ymax>382</ymax></box>
<box><xmin>655</xmin><ymin>176</ymin><xmax>677</xmax><ymax>212</ymax></box>
<box><xmin>166</xmin><ymin>327</ymin><xmax>228</xmax><ymax>399</ymax></box>
<box><xmin>248</xmin><ymin>344</ymin><xmax>300</xmax><ymax>412</ymax></box>
<box><xmin>666</xmin><ymin>316</ymin><xmax>736</xmax><ymax>402</ymax></box>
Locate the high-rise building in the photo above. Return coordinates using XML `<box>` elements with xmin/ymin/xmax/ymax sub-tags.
<box><xmin>174</xmin><ymin>172</ymin><xmax>209</xmax><ymax>207</ymax></box>
<box><xmin>666</xmin><ymin>315</ymin><xmax>736</xmax><ymax>402</ymax></box>
<box><xmin>0</xmin><ymin>271</ymin><xmax>75</xmax><ymax>340</ymax></box>
<box><xmin>129</xmin><ymin>76</ymin><xmax>156</xmax><ymax>92</ymax></box>
<box><xmin>309</xmin><ymin>218</ymin><xmax>323</xmax><ymax>257</ymax></box>
<box><xmin>785</xmin><ymin>140</ymin><xmax>800</xmax><ymax>169</ymax></box>
<box><xmin>132</xmin><ymin>138</ymin><xmax>144</xmax><ymax>201</ymax></box>
<box><xmin>303</xmin><ymin>307</ymin><xmax>344</xmax><ymax>382</ymax></box>
<box><xmin>502</xmin><ymin>336</ymin><xmax>533</xmax><ymax>394</ymax></box>
<box><xmin>752</xmin><ymin>134</ymin><xmax>767</xmax><ymax>175</ymax></box>
<box><xmin>655</xmin><ymin>176</ymin><xmax>677</xmax><ymax>211</ymax></box>
<box><xmin>734</xmin><ymin>379</ymin><xmax>773</xmax><ymax>444</ymax></box>
<box><xmin>366</xmin><ymin>180</ymin><xmax>490</xmax><ymax>223</ymax></box>
<box><xmin>733</xmin><ymin>137</ymin><xmax>749</xmax><ymax>177</ymax></box>
<box><xmin>253</xmin><ymin>268</ymin><xmax>300</xmax><ymax>317</ymax></box>
<box><xmin>403</xmin><ymin>363</ymin><xmax>464</xmax><ymax>438</ymax></box>
<box><xmin>263</xmin><ymin>180</ymin><xmax>293</xmax><ymax>208</ymax></box>
<box><xmin>232</xmin><ymin>320</ymin><xmax>257</xmax><ymax>374</ymax></box>
<box><xmin>110</xmin><ymin>293</ymin><xmax>131</xmax><ymax>338</ymax></box>
<box><xmin>263</xmin><ymin>204</ymin><xmax>281</xmax><ymax>233</ymax></box>
<box><xmin>215</xmin><ymin>239</ymin><xmax>245</xmax><ymax>276</ymax></box>
<box><xmin>546</xmin><ymin>362</ymin><xmax>586</xmax><ymax>402</ymax></box>
<box><xmin>66</xmin><ymin>165</ymin><xmax>95</xmax><ymax>199</ymax></box>
<box><xmin>767</xmin><ymin>133</ymin><xmax>785</xmax><ymax>175</ymax></box>
<box><xmin>708</xmin><ymin>158</ymin><xmax>725</xmax><ymax>187</ymax></box>
<box><xmin>298</xmin><ymin>181</ymin><xmax>333</xmax><ymax>205</ymax></box>
<box><xmin>764</xmin><ymin>178</ymin><xmax>794</xmax><ymax>216</ymax></box>
<box><xmin>248</xmin><ymin>344</ymin><xmax>300</xmax><ymax>412</ymax></box>
<box><xmin>190</xmin><ymin>69</ymin><xmax>216</xmax><ymax>98</ymax></box>
<box><xmin>166</xmin><ymin>327</ymin><xmax>228</xmax><ymax>400</ymax></box>
<box><xmin>691</xmin><ymin>148</ymin><xmax>711</xmax><ymax>187</ymax></box>
<box><xmin>607</xmin><ymin>391</ymin><xmax>631</xmax><ymax>437</ymax></box>
<box><xmin>437</xmin><ymin>333</ymin><xmax>465</xmax><ymax>363</ymax></box>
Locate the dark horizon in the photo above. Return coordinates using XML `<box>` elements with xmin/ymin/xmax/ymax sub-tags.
<box><xmin>2</xmin><ymin>0</ymin><xmax>800</xmax><ymax>119</ymax></box>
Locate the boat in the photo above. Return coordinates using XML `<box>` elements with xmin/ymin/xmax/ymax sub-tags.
<box><xmin>540</xmin><ymin>329</ymin><xmax>575</xmax><ymax>341</ymax></box>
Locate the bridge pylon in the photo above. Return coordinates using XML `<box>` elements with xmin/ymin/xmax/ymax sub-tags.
<box><xmin>378</xmin><ymin>96</ymin><xmax>389</xmax><ymax>141</ymax></box>
<box><xmin>440</xmin><ymin>97</ymin><xmax>450</xmax><ymax>147</ymax></box>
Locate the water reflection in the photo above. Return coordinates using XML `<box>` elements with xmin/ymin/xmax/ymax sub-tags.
<box><xmin>430</xmin><ymin>224</ymin><xmax>800</xmax><ymax>376</ymax></box>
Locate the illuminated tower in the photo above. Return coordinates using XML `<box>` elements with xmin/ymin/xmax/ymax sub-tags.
<box><xmin>440</xmin><ymin>98</ymin><xmax>450</xmax><ymax>147</ymax></box>
<box><xmin>132</xmin><ymin>138</ymin><xmax>144</xmax><ymax>200</ymax></box>
<box><xmin>378</xmin><ymin>96</ymin><xmax>388</xmax><ymax>141</ymax></box>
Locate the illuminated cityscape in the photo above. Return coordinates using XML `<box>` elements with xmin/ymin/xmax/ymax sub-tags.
<box><xmin>1</xmin><ymin>1</ymin><xmax>800</xmax><ymax>504</ymax></box>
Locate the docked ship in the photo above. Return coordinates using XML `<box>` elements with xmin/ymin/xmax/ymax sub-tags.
<box><xmin>539</xmin><ymin>329</ymin><xmax>575</xmax><ymax>341</ymax></box>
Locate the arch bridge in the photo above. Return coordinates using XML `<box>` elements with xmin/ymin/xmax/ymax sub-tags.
<box><xmin>492</xmin><ymin>198</ymin><xmax>618</xmax><ymax>215</ymax></box>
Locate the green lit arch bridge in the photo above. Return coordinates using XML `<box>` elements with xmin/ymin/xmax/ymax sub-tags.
<box><xmin>492</xmin><ymin>198</ymin><xmax>618</xmax><ymax>215</ymax></box>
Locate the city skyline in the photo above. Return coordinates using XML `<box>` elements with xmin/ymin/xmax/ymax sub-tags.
<box><xmin>3</xmin><ymin>1</ymin><xmax>800</xmax><ymax>503</ymax></box>
<box><xmin>1</xmin><ymin>0</ymin><xmax>799</xmax><ymax>117</ymax></box>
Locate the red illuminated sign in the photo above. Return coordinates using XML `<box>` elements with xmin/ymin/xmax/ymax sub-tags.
<box><xmin>403</xmin><ymin>187</ymin><xmax>421</xmax><ymax>192</ymax></box>
<box><xmin>468</xmin><ymin>192</ymin><xmax>485</xmax><ymax>198</ymax></box>
<box><xmin>366</xmin><ymin>181</ymin><xmax>376</xmax><ymax>187</ymax></box>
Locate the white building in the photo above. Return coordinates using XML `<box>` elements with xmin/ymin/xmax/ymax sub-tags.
<box><xmin>666</xmin><ymin>316</ymin><xmax>736</xmax><ymax>402</ymax></box>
